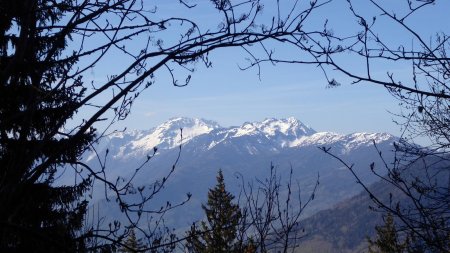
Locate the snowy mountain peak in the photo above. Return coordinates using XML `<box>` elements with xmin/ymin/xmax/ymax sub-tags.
<box><xmin>85</xmin><ymin>118</ymin><xmax>223</xmax><ymax>161</ymax></box>
<box><xmin>258</xmin><ymin>117</ymin><xmax>315</xmax><ymax>137</ymax></box>
<box><xmin>209</xmin><ymin>117</ymin><xmax>317</xmax><ymax>149</ymax></box>
<box><xmin>160</xmin><ymin>117</ymin><xmax>220</xmax><ymax>131</ymax></box>
<box><xmin>229</xmin><ymin>117</ymin><xmax>315</xmax><ymax>140</ymax></box>
<box><xmin>131</xmin><ymin>117</ymin><xmax>221</xmax><ymax>151</ymax></box>
<box><xmin>89</xmin><ymin>117</ymin><xmax>396</xmax><ymax>161</ymax></box>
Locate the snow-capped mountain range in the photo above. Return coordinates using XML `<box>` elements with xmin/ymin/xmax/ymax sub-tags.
<box><xmin>82</xmin><ymin>117</ymin><xmax>397</xmax><ymax>229</ymax></box>
<box><xmin>91</xmin><ymin>117</ymin><xmax>393</xmax><ymax>161</ymax></box>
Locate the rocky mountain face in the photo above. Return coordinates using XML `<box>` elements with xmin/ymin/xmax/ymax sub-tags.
<box><xmin>77</xmin><ymin>117</ymin><xmax>397</xmax><ymax>230</ymax></box>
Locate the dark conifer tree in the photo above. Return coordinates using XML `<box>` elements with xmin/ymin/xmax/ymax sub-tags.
<box><xmin>368</xmin><ymin>213</ymin><xmax>408</xmax><ymax>253</ymax></box>
<box><xmin>368</xmin><ymin>212</ymin><xmax>430</xmax><ymax>253</ymax></box>
<box><xmin>0</xmin><ymin>1</ymin><xmax>92</xmax><ymax>251</ymax></box>
<box><xmin>187</xmin><ymin>170</ymin><xmax>242</xmax><ymax>253</ymax></box>
<box><xmin>119</xmin><ymin>228</ymin><xmax>144</xmax><ymax>253</ymax></box>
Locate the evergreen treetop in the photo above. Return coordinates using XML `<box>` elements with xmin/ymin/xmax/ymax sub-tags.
<box><xmin>187</xmin><ymin>170</ymin><xmax>242</xmax><ymax>253</ymax></box>
<box><xmin>119</xmin><ymin>228</ymin><xmax>145</xmax><ymax>253</ymax></box>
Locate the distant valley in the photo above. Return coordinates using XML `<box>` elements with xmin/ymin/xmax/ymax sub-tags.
<box><xmin>65</xmin><ymin>117</ymin><xmax>399</xmax><ymax>250</ymax></box>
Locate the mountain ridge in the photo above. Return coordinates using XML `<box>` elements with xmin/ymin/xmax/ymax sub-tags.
<box><xmin>80</xmin><ymin>117</ymin><xmax>399</xmax><ymax>232</ymax></box>
<box><xmin>92</xmin><ymin>117</ymin><xmax>394</xmax><ymax>161</ymax></box>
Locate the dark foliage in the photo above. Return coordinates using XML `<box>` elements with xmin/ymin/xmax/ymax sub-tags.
<box><xmin>187</xmin><ymin>170</ymin><xmax>243</xmax><ymax>253</ymax></box>
<box><xmin>119</xmin><ymin>228</ymin><xmax>144</xmax><ymax>253</ymax></box>
<box><xmin>0</xmin><ymin>1</ymin><xmax>92</xmax><ymax>251</ymax></box>
<box><xmin>186</xmin><ymin>166</ymin><xmax>318</xmax><ymax>253</ymax></box>
<box><xmin>368</xmin><ymin>213</ymin><xmax>408</xmax><ymax>253</ymax></box>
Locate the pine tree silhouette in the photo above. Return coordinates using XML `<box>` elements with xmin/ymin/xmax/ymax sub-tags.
<box><xmin>187</xmin><ymin>170</ymin><xmax>242</xmax><ymax>253</ymax></box>
<box><xmin>368</xmin><ymin>213</ymin><xmax>407</xmax><ymax>253</ymax></box>
<box><xmin>0</xmin><ymin>1</ymin><xmax>92</xmax><ymax>251</ymax></box>
<box><xmin>120</xmin><ymin>228</ymin><xmax>144</xmax><ymax>253</ymax></box>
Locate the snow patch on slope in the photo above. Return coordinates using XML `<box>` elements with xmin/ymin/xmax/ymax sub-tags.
<box><xmin>131</xmin><ymin>117</ymin><xmax>220</xmax><ymax>151</ymax></box>
<box><xmin>89</xmin><ymin>117</ymin><xmax>222</xmax><ymax>160</ymax></box>
<box><xmin>290</xmin><ymin>131</ymin><xmax>394</xmax><ymax>152</ymax></box>
<box><xmin>258</xmin><ymin>117</ymin><xmax>316</xmax><ymax>137</ymax></box>
<box><xmin>228</xmin><ymin>117</ymin><xmax>315</xmax><ymax>141</ymax></box>
<box><xmin>291</xmin><ymin>132</ymin><xmax>344</xmax><ymax>146</ymax></box>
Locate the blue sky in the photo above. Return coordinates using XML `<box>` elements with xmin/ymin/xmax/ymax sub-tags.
<box><xmin>126</xmin><ymin>54</ymin><xmax>399</xmax><ymax>134</ymax></box>
<box><xmin>81</xmin><ymin>0</ymin><xmax>449</xmax><ymax>141</ymax></box>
